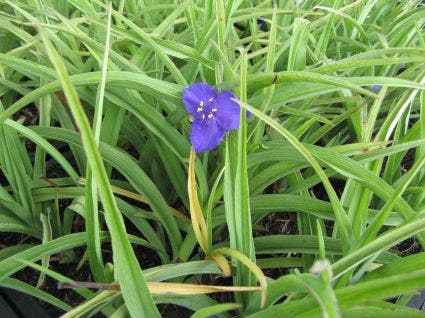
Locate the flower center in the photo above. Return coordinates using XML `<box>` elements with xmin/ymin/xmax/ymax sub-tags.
<box><xmin>196</xmin><ymin>99</ymin><xmax>217</xmax><ymax>120</ymax></box>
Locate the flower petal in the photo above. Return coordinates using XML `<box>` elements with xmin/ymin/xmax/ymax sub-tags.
<box><xmin>182</xmin><ymin>83</ymin><xmax>217</xmax><ymax>118</ymax></box>
<box><xmin>190</xmin><ymin>119</ymin><xmax>226</xmax><ymax>153</ymax></box>
<box><xmin>214</xmin><ymin>91</ymin><xmax>243</xmax><ymax>130</ymax></box>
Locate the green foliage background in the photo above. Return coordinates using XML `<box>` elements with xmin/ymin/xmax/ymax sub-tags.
<box><xmin>0</xmin><ymin>0</ymin><xmax>424</xmax><ymax>317</ymax></box>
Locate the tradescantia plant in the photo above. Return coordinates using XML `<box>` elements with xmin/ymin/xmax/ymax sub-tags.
<box><xmin>0</xmin><ymin>0</ymin><xmax>425</xmax><ymax>317</ymax></box>
<box><xmin>182</xmin><ymin>82</ymin><xmax>248</xmax><ymax>152</ymax></box>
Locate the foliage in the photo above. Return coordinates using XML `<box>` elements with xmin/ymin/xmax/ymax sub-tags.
<box><xmin>0</xmin><ymin>0</ymin><xmax>424</xmax><ymax>317</ymax></box>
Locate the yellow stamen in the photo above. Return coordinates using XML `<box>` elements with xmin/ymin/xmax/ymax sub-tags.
<box><xmin>200</xmin><ymin>101</ymin><xmax>204</xmax><ymax>107</ymax></box>
<box><xmin>211</xmin><ymin>108</ymin><xmax>218</xmax><ymax>112</ymax></box>
<box><xmin>197</xmin><ymin>107</ymin><xmax>203</xmax><ymax>112</ymax></box>
<box><xmin>208</xmin><ymin>97</ymin><xmax>214</xmax><ymax>102</ymax></box>
<box><xmin>202</xmin><ymin>114</ymin><xmax>206</xmax><ymax>120</ymax></box>
<box><xmin>208</xmin><ymin>113</ymin><xmax>213</xmax><ymax>119</ymax></box>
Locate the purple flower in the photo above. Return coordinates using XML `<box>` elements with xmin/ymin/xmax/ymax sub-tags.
<box><xmin>182</xmin><ymin>82</ymin><xmax>245</xmax><ymax>152</ymax></box>
<box><xmin>371</xmin><ymin>85</ymin><xmax>382</xmax><ymax>93</ymax></box>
